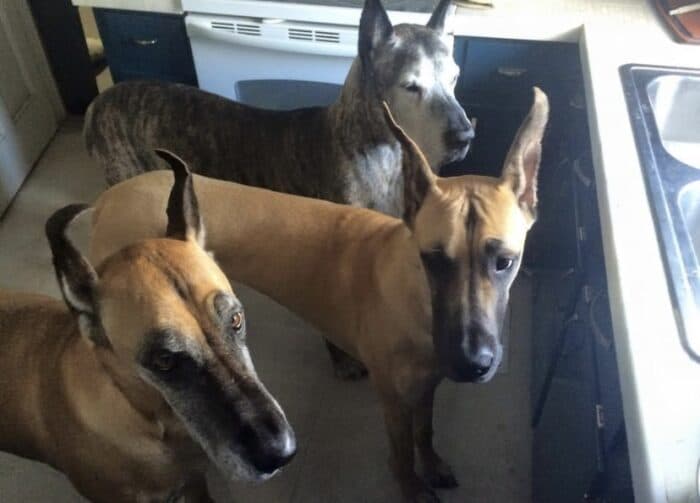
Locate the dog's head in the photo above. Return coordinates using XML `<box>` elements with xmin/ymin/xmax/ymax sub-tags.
<box><xmin>46</xmin><ymin>151</ymin><xmax>296</xmax><ymax>482</ymax></box>
<box><xmin>359</xmin><ymin>0</ymin><xmax>473</xmax><ymax>168</ymax></box>
<box><xmin>383</xmin><ymin>88</ymin><xmax>548</xmax><ymax>383</ymax></box>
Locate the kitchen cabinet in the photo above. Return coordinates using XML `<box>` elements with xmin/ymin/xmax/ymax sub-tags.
<box><xmin>93</xmin><ymin>8</ymin><xmax>197</xmax><ymax>85</ymax></box>
<box><xmin>446</xmin><ymin>37</ymin><xmax>585</xmax><ymax>270</ymax></box>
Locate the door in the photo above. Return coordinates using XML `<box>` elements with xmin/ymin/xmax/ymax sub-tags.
<box><xmin>0</xmin><ymin>0</ymin><xmax>63</xmax><ymax>214</ymax></box>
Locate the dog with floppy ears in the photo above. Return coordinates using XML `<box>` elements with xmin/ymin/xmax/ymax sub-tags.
<box><xmin>0</xmin><ymin>153</ymin><xmax>296</xmax><ymax>502</ymax></box>
<box><xmin>89</xmin><ymin>89</ymin><xmax>548</xmax><ymax>502</ymax></box>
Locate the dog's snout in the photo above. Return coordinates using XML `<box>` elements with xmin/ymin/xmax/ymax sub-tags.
<box><xmin>445</xmin><ymin>118</ymin><xmax>475</xmax><ymax>149</ymax></box>
<box><xmin>453</xmin><ymin>126</ymin><xmax>475</xmax><ymax>143</ymax></box>
<box><xmin>469</xmin><ymin>346</ymin><xmax>494</xmax><ymax>377</ymax></box>
<box><xmin>244</xmin><ymin>400</ymin><xmax>297</xmax><ymax>475</ymax></box>
<box><xmin>250</xmin><ymin>429</ymin><xmax>297</xmax><ymax>474</ymax></box>
<box><xmin>443</xmin><ymin>323</ymin><xmax>500</xmax><ymax>382</ymax></box>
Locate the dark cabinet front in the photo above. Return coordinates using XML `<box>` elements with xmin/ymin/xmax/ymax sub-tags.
<box><xmin>94</xmin><ymin>9</ymin><xmax>197</xmax><ymax>86</ymax></box>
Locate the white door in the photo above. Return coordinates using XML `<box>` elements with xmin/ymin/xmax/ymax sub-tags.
<box><xmin>0</xmin><ymin>0</ymin><xmax>63</xmax><ymax>214</ymax></box>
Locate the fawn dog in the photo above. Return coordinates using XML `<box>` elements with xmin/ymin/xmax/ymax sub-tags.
<box><xmin>88</xmin><ymin>89</ymin><xmax>548</xmax><ymax>501</ymax></box>
<box><xmin>0</xmin><ymin>153</ymin><xmax>295</xmax><ymax>502</ymax></box>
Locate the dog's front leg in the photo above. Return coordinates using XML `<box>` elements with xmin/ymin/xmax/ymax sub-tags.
<box><xmin>413</xmin><ymin>384</ymin><xmax>458</xmax><ymax>489</ymax></box>
<box><xmin>376</xmin><ymin>383</ymin><xmax>440</xmax><ymax>503</ymax></box>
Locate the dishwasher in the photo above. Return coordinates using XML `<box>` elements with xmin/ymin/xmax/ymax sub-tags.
<box><xmin>182</xmin><ymin>0</ymin><xmax>434</xmax><ymax>110</ymax></box>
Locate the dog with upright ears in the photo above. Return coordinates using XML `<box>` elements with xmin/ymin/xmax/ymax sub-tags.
<box><xmin>84</xmin><ymin>0</ymin><xmax>472</xmax><ymax>216</ymax></box>
<box><xmin>0</xmin><ymin>151</ymin><xmax>295</xmax><ymax>502</ymax></box>
<box><xmin>88</xmin><ymin>89</ymin><xmax>548</xmax><ymax>502</ymax></box>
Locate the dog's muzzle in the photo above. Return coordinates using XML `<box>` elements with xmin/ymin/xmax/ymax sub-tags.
<box><xmin>444</xmin><ymin>121</ymin><xmax>475</xmax><ymax>162</ymax></box>
<box><xmin>443</xmin><ymin>324</ymin><xmax>502</xmax><ymax>383</ymax></box>
<box><xmin>247</xmin><ymin>425</ymin><xmax>297</xmax><ymax>476</ymax></box>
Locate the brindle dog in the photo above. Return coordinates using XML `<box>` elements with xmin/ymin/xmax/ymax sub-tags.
<box><xmin>0</xmin><ymin>152</ymin><xmax>295</xmax><ymax>502</ymax></box>
<box><xmin>85</xmin><ymin>0</ymin><xmax>471</xmax><ymax>214</ymax></box>
<box><xmin>88</xmin><ymin>89</ymin><xmax>548</xmax><ymax>502</ymax></box>
<box><xmin>84</xmin><ymin>0</ymin><xmax>472</xmax><ymax>380</ymax></box>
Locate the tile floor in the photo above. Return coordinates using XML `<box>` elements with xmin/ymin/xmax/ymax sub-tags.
<box><xmin>0</xmin><ymin>118</ymin><xmax>534</xmax><ymax>502</ymax></box>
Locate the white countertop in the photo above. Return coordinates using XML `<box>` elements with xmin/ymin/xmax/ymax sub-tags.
<box><xmin>449</xmin><ymin>2</ymin><xmax>700</xmax><ymax>502</ymax></box>
<box><xmin>70</xmin><ymin>0</ymin><xmax>700</xmax><ymax>500</ymax></box>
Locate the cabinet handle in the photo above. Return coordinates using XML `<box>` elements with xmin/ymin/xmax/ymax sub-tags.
<box><xmin>132</xmin><ymin>38</ymin><xmax>158</xmax><ymax>46</ymax></box>
<box><xmin>497</xmin><ymin>66</ymin><xmax>528</xmax><ymax>78</ymax></box>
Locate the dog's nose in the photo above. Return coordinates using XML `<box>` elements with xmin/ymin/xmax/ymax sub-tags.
<box><xmin>251</xmin><ymin>430</ymin><xmax>297</xmax><ymax>474</ymax></box>
<box><xmin>446</xmin><ymin>125</ymin><xmax>475</xmax><ymax>147</ymax></box>
<box><xmin>468</xmin><ymin>346</ymin><xmax>494</xmax><ymax>377</ymax></box>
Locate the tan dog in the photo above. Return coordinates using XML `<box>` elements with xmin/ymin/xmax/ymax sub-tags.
<box><xmin>0</xmin><ymin>154</ymin><xmax>295</xmax><ymax>502</ymax></box>
<box><xmin>89</xmin><ymin>89</ymin><xmax>548</xmax><ymax>502</ymax></box>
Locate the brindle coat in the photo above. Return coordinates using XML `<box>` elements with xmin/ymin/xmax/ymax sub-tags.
<box><xmin>83</xmin><ymin>0</ymin><xmax>472</xmax><ymax>218</ymax></box>
<box><xmin>88</xmin><ymin>89</ymin><xmax>548</xmax><ymax>502</ymax></box>
<box><xmin>0</xmin><ymin>155</ymin><xmax>295</xmax><ymax>502</ymax></box>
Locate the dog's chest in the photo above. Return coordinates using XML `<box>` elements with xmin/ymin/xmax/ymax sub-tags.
<box><xmin>344</xmin><ymin>144</ymin><xmax>404</xmax><ymax>217</ymax></box>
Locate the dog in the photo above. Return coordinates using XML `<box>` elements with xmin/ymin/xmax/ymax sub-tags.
<box><xmin>84</xmin><ymin>0</ymin><xmax>472</xmax><ymax>380</ymax></box>
<box><xmin>83</xmin><ymin>0</ymin><xmax>472</xmax><ymax>215</ymax></box>
<box><xmin>87</xmin><ymin>89</ymin><xmax>548</xmax><ymax>502</ymax></box>
<box><xmin>0</xmin><ymin>151</ymin><xmax>296</xmax><ymax>502</ymax></box>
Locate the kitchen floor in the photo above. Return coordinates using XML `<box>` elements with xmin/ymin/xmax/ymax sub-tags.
<box><xmin>0</xmin><ymin>117</ymin><xmax>534</xmax><ymax>502</ymax></box>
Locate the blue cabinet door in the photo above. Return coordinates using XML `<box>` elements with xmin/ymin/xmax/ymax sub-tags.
<box><xmin>94</xmin><ymin>9</ymin><xmax>197</xmax><ymax>86</ymax></box>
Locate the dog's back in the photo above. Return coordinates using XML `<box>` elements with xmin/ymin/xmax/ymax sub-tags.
<box><xmin>85</xmin><ymin>81</ymin><xmax>346</xmax><ymax>198</ymax></box>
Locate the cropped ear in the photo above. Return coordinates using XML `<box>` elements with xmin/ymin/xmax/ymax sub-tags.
<box><xmin>156</xmin><ymin>149</ymin><xmax>205</xmax><ymax>247</ymax></box>
<box><xmin>500</xmin><ymin>87</ymin><xmax>549</xmax><ymax>221</ymax></box>
<box><xmin>427</xmin><ymin>0</ymin><xmax>452</xmax><ymax>34</ymax></box>
<box><xmin>359</xmin><ymin>0</ymin><xmax>394</xmax><ymax>67</ymax></box>
<box><xmin>381</xmin><ymin>101</ymin><xmax>438</xmax><ymax>229</ymax></box>
<box><xmin>46</xmin><ymin>204</ymin><xmax>109</xmax><ymax>347</ymax></box>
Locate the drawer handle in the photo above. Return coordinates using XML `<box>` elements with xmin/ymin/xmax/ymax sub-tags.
<box><xmin>497</xmin><ymin>66</ymin><xmax>528</xmax><ymax>78</ymax></box>
<box><xmin>132</xmin><ymin>38</ymin><xmax>158</xmax><ymax>46</ymax></box>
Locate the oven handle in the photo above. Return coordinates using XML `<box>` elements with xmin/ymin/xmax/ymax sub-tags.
<box><xmin>185</xmin><ymin>15</ymin><xmax>357</xmax><ymax>58</ymax></box>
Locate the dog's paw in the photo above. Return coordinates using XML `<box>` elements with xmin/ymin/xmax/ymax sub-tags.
<box><xmin>425</xmin><ymin>459</ymin><xmax>459</xmax><ymax>489</ymax></box>
<box><xmin>332</xmin><ymin>358</ymin><xmax>368</xmax><ymax>380</ymax></box>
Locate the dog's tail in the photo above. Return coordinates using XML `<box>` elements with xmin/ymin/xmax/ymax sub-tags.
<box><xmin>84</xmin><ymin>83</ymin><xmax>166</xmax><ymax>186</ymax></box>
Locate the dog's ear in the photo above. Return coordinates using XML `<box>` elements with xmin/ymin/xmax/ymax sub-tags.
<box><xmin>427</xmin><ymin>0</ymin><xmax>452</xmax><ymax>34</ymax></box>
<box><xmin>156</xmin><ymin>149</ymin><xmax>205</xmax><ymax>247</ymax></box>
<box><xmin>381</xmin><ymin>101</ymin><xmax>438</xmax><ymax>229</ymax></box>
<box><xmin>46</xmin><ymin>204</ymin><xmax>109</xmax><ymax>347</ymax></box>
<box><xmin>500</xmin><ymin>87</ymin><xmax>549</xmax><ymax>221</ymax></box>
<box><xmin>359</xmin><ymin>0</ymin><xmax>394</xmax><ymax>65</ymax></box>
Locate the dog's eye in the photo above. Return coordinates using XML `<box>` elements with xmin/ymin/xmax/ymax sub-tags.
<box><xmin>495</xmin><ymin>256</ymin><xmax>514</xmax><ymax>272</ymax></box>
<box><xmin>231</xmin><ymin>311</ymin><xmax>244</xmax><ymax>332</ymax></box>
<box><xmin>403</xmin><ymin>83</ymin><xmax>422</xmax><ymax>94</ymax></box>
<box><xmin>152</xmin><ymin>350</ymin><xmax>177</xmax><ymax>372</ymax></box>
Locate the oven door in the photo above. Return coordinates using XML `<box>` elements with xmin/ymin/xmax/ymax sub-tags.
<box><xmin>186</xmin><ymin>14</ymin><xmax>358</xmax><ymax>110</ymax></box>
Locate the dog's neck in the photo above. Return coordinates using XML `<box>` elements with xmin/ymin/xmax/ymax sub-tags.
<box><xmin>197</xmin><ymin>178</ymin><xmax>432</xmax><ymax>353</ymax></box>
<box><xmin>329</xmin><ymin>61</ymin><xmax>397</xmax><ymax>151</ymax></box>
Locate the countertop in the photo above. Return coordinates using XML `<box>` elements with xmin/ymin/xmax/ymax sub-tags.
<box><xmin>69</xmin><ymin>0</ymin><xmax>434</xmax><ymax>14</ymax></box>
<box><xmin>69</xmin><ymin>0</ymin><xmax>700</xmax><ymax>500</ymax></box>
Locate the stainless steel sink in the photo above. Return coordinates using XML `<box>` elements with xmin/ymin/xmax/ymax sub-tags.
<box><xmin>679</xmin><ymin>181</ymin><xmax>700</xmax><ymax>269</ymax></box>
<box><xmin>621</xmin><ymin>65</ymin><xmax>700</xmax><ymax>360</ymax></box>
<box><xmin>647</xmin><ymin>75</ymin><xmax>700</xmax><ymax>169</ymax></box>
